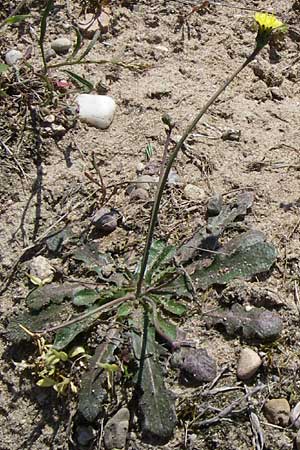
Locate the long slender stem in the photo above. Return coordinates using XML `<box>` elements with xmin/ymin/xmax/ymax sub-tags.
<box><xmin>136</xmin><ymin>47</ymin><xmax>261</xmax><ymax>297</ymax></box>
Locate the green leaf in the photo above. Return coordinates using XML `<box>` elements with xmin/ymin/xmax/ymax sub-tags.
<box><xmin>78</xmin><ymin>328</ymin><xmax>120</xmax><ymax>422</ymax></box>
<box><xmin>4</xmin><ymin>14</ymin><xmax>31</xmax><ymax>24</ymax></box>
<box><xmin>160</xmin><ymin>298</ymin><xmax>187</xmax><ymax>316</ymax></box>
<box><xmin>137</xmin><ymin>240</ymin><xmax>176</xmax><ymax>285</ymax></box>
<box><xmin>53</xmin><ymin>306</ymin><xmax>103</xmax><ymax>350</ymax></box>
<box><xmin>68</xmin><ymin>346</ymin><xmax>87</xmax><ymax>358</ymax></box>
<box><xmin>145</xmin><ymin>143</ymin><xmax>154</xmax><ymax>161</ymax></box>
<box><xmin>39</xmin><ymin>0</ymin><xmax>54</xmax><ymax>71</ymax></box>
<box><xmin>192</xmin><ymin>231</ymin><xmax>277</xmax><ymax>290</ymax></box>
<box><xmin>156</xmin><ymin>314</ymin><xmax>177</xmax><ymax>342</ymax></box>
<box><xmin>131</xmin><ymin>323</ymin><xmax>176</xmax><ymax>444</ymax></box>
<box><xmin>0</xmin><ymin>63</ymin><xmax>9</xmax><ymax>74</ymax></box>
<box><xmin>37</xmin><ymin>377</ymin><xmax>56</xmax><ymax>387</ymax></box>
<box><xmin>72</xmin><ymin>288</ymin><xmax>100</xmax><ymax>306</ymax></box>
<box><xmin>26</xmin><ymin>282</ymin><xmax>82</xmax><ymax>311</ymax></box>
<box><xmin>64</xmin><ymin>70</ymin><xmax>94</xmax><ymax>92</ymax></box>
<box><xmin>46</xmin><ymin>227</ymin><xmax>73</xmax><ymax>252</ymax></box>
<box><xmin>72</xmin><ymin>243</ymin><xmax>113</xmax><ymax>279</ymax></box>
<box><xmin>117</xmin><ymin>302</ymin><xmax>133</xmax><ymax>318</ymax></box>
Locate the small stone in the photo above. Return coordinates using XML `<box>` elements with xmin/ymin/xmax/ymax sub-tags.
<box><xmin>78</xmin><ymin>13</ymin><xmax>100</xmax><ymax>38</ymax></box>
<box><xmin>237</xmin><ymin>348</ymin><xmax>262</xmax><ymax>381</ymax></box>
<box><xmin>129</xmin><ymin>188</ymin><xmax>149</xmax><ymax>202</ymax></box>
<box><xmin>135</xmin><ymin>162</ymin><xmax>145</xmax><ymax>175</ymax></box>
<box><xmin>99</xmin><ymin>8</ymin><xmax>111</xmax><ymax>33</ymax></box>
<box><xmin>44</xmin><ymin>48</ymin><xmax>56</xmax><ymax>62</ymax></box>
<box><xmin>207</xmin><ymin>193</ymin><xmax>222</xmax><ymax>216</ymax></box>
<box><xmin>5</xmin><ymin>49</ymin><xmax>22</xmax><ymax>66</ymax></box>
<box><xmin>171</xmin><ymin>347</ymin><xmax>217</xmax><ymax>385</ymax></box>
<box><xmin>51</xmin><ymin>37</ymin><xmax>72</xmax><ymax>54</ymax></box>
<box><xmin>51</xmin><ymin>123</ymin><xmax>66</xmax><ymax>136</ymax></box>
<box><xmin>76</xmin><ymin>425</ymin><xmax>96</xmax><ymax>446</ymax></box>
<box><xmin>29</xmin><ymin>256</ymin><xmax>54</xmax><ymax>282</ymax></box>
<box><xmin>271</xmin><ymin>87</ymin><xmax>285</xmax><ymax>100</ymax></box>
<box><xmin>76</xmin><ymin>94</ymin><xmax>116</xmax><ymax>129</ymax></box>
<box><xmin>92</xmin><ymin>208</ymin><xmax>119</xmax><ymax>233</ymax></box>
<box><xmin>290</xmin><ymin>402</ymin><xmax>300</xmax><ymax>428</ymax></box>
<box><xmin>221</xmin><ymin>129</ymin><xmax>241</xmax><ymax>141</ymax></box>
<box><xmin>168</xmin><ymin>169</ymin><xmax>180</xmax><ymax>185</ymax></box>
<box><xmin>43</xmin><ymin>114</ymin><xmax>55</xmax><ymax>124</ymax></box>
<box><xmin>104</xmin><ymin>407</ymin><xmax>129</xmax><ymax>450</ymax></box>
<box><xmin>295</xmin><ymin>429</ymin><xmax>300</xmax><ymax>450</ymax></box>
<box><xmin>183</xmin><ymin>184</ymin><xmax>206</xmax><ymax>202</ymax></box>
<box><xmin>264</xmin><ymin>399</ymin><xmax>290</xmax><ymax>427</ymax></box>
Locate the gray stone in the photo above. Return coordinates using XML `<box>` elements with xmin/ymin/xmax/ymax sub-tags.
<box><xmin>264</xmin><ymin>398</ymin><xmax>290</xmax><ymax>427</ymax></box>
<box><xmin>76</xmin><ymin>425</ymin><xmax>96</xmax><ymax>446</ymax></box>
<box><xmin>207</xmin><ymin>193</ymin><xmax>222</xmax><ymax>216</ymax></box>
<box><xmin>237</xmin><ymin>348</ymin><xmax>262</xmax><ymax>381</ymax></box>
<box><xmin>5</xmin><ymin>49</ymin><xmax>22</xmax><ymax>66</ymax></box>
<box><xmin>44</xmin><ymin>48</ymin><xmax>56</xmax><ymax>62</ymax></box>
<box><xmin>104</xmin><ymin>407</ymin><xmax>130</xmax><ymax>449</ymax></box>
<box><xmin>171</xmin><ymin>347</ymin><xmax>217</xmax><ymax>385</ymax></box>
<box><xmin>51</xmin><ymin>37</ymin><xmax>72</xmax><ymax>54</ymax></box>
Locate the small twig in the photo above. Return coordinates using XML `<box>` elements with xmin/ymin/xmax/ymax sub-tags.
<box><xmin>195</xmin><ymin>384</ymin><xmax>265</xmax><ymax>427</ymax></box>
<box><xmin>92</xmin><ymin>151</ymin><xmax>107</xmax><ymax>206</ymax></box>
<box><xmin>294</xmin><ymin>280</ymin><xmax>300</xmax><ymax>316</ymax></box>
<box><xmin>0</xmin><ymin>138</ymin><xmax>27</xmax><ymax>179</ymax></box>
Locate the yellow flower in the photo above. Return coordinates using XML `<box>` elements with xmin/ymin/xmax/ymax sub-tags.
<box><xmin>254</xmin><ymin>12</ymin><xmax>286</xmax><ymax>49</ymax></box>
<box><xmin>255</xmin><ymin>12</ymin><xmax>283</xmax><ymax>31</ymax></box>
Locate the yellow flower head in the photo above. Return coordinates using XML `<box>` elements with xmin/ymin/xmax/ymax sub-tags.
<box><xmin>254</xmin><ymin>12</ymin><xmax>286</xmax><ymax>49</ymax></box>
<box><xmin>255</xmin><ymin>12</ymin><xmax>283</xmax><ymax>31</ymax></box>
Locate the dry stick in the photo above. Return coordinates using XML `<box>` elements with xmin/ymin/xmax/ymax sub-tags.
<box><xmin>136</xmin><ymin>46</ymin><xmax>261</xmax><ymax>298</ymax></box>
<box><xmin>195</xmin><ymin>384</ymin><xmax>265</xmax><ymax>428</ymax></box>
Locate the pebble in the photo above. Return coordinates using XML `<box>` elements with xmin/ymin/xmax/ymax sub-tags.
<box><xmin>236</xmin><ymin>348</ymin><xmax>262</xmax><ymax>381</ymax></box>
<box><xmin>29</xmin><ymin>256</ymin><xmax>54</xmax><ymax>282</ymax></box>
<box><xmin>78</xmin><ymin>13</ymin><xmax>100</xmax><ymax>38</ymax></box>
<box><xmin>76</xmin><ymin>425</ymin><xmax>96</xmax><ymax>446</ymax></box>
<box><xmin>129</xmin><ymin>188</ymin><xmax>149</xmax><ymax>202</ymax></box>
<box><xmin>103</xmin><ymin>407</ymin><xmax>129</xmax><ymax>449</ymax></box>
<box><xmin>76</xmin><ymin>94</ymin><xmax>116</xmax><ymax>129</ymax></box>
<box><xmin>263</xmin><ymin>398</ymin><xmax>290</xmax><ymax>427</ymax></box>
<box><xmin>135</xmin><ymin>162</ymin><xmax>145</xmax><ymax>175</ymax></box>
<box><xmin>44</xmin><ymin>48</ymin><xmax>56</xmax><ymax>62</ymax></box>
<box><xmin>271</xmin><ymin>87</ymin><xmax>285</xmax><ymax>100</ymax></box>
<box><xmin>171</xmin><ymin>347</ymin><xmax>217</xmax><ymax>385</ymax></box>
<box><xmin>183</xmin><ymin>184</ymin><xmax>206</xmax><ymax>202</ymax></box>
<box><xmin>5</xmin><ymin>49</ymin><xmax>22</xmax><ymax>66</ymax></box>
<box><xmin>92</xmin><ymin>208</ymin><xmax>119</xmax><ymax>233</ymax></box>
<box><xmin>207</xmin><ymin>193</ymin><xmax>222</xmax><ymax>216</ymax></box>
<box><xmin>290</xmin><ymin>402</ymin><xmax>300</xmax><ymax>428</ymax></box>
<box><xmin>51</xmin><ymin>37</ymin><xmax>72</xmax><ymax>54</ymax></box>
<box><xmin>168</xmin><ymin>169</ymin><xmax>180</xmax><ymax>185</ymax></box>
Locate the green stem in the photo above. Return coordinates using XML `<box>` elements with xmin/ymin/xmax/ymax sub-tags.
<box><xmin>136</xmin><ymin>46</ymin><xmax>261</xmax><ymax>297</ymax></box>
